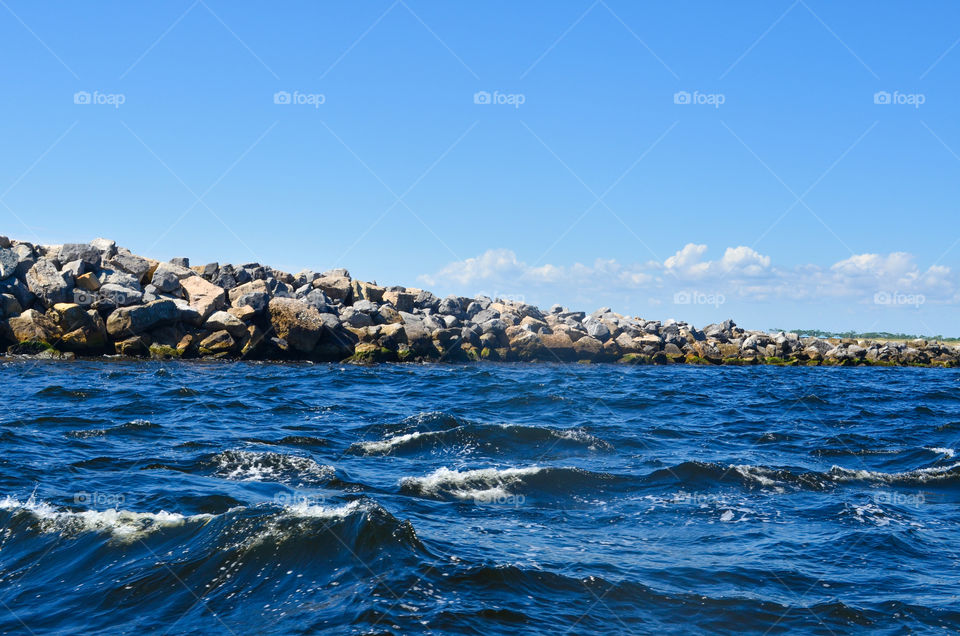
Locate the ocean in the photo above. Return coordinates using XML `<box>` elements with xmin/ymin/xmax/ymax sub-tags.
<box><xmin>0</xmin><ymin>360</ymin><xmax>958</xmax><ymax>634</ymax></box>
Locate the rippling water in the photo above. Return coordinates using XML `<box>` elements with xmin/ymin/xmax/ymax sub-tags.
<box><xmin>1</xmin><ymin>361</ymin><xmax>959</xmax><ymax>634</ymax></box>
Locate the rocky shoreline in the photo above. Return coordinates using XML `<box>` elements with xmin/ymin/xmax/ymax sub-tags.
<box><xmin>0</xmin><ymin>236</ymin><xmax>956</xmax><ymax>367</ymax></box>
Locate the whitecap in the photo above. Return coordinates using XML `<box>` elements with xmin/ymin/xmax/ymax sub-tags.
<box><xmin>400</xmin><ymin>466</ymin><xmax>542</xmax><ymax>500</ymax></box>
<box><xmin>0</xmin><ymin>495</ymin><xmax>212</xmax><ymax>541</ymax></box>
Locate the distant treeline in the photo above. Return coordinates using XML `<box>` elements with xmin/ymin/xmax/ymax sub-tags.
<box><xmin>773</xmin><ymin>329</ymin><xmax>960</xmax><ymax>343</ymax></box>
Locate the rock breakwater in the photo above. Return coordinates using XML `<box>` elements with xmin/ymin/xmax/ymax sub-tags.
<box><xmin>0</xmin><ymin>236</ymin><xmax>956</xmax><ymax>366</ymax></box>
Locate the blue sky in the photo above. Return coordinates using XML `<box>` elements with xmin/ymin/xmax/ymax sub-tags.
<box><xmin>1</xmin><ymin>1</ymin><xmax>958</xmax><ymax>334</ymax></box>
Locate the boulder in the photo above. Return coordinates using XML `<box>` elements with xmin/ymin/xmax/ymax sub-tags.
<box><xmin>180</xmin><ymin>275</ymin><xmax>226</xmax><ymax>320</ymax></box>
<box><xmin>58</xmin><ymin>244</ymin><xmax>101</xmax><ymax>269</ymax></box>
<box><xmin>106</xmin><ymin>300</ymin><xmax>179</xmax><ymax>337</ymax></box>
<box><xmin>75</xmin><ymin>272</ymin><xmax>101</xmax><ymax>292</ymax></box>
<box><xmin>109</xmin><ymin>252</ymin><xmax>151</xmax><ymax>281</ymax></box>
<box><xmin>99</xmin><ymin>283</ymin><xmax>142</xmax><ymax>306</ymax></box>
<box><xmin>0</xmin><ymin>293</ymin><xmax>22</xmax><ymax>318</ymax></box>
<box><xmin>313</xmin><ymin>275</ymin><xmax>352</xmax><ymax>302</ymax></box>
<box><xmin>353</xmin><ymin>281</ymin><xmax>385</xmax><ymax>303</ymax></box>
<box><xmin>198</xmin><ymin>330</ymin><xmax>235</xmax><ymax>355</ymax></box>
<box><xmin>340</xmin><ymin>306</ymin><xmax>373</xmax><ymax>328</ymax></box>
<box><xmin>235</xmin><ymin>291</ymin><xmax>269</xmax><ymax>314</ymax></box>
<box><xmin>228</xmin><ymin>279</ymin><xmax>270</xmax><ymax>304</ymax></box>
<box><xmin>151</xmin><ymin>262</ymin><xmax>185</xmax><ymax>293</ymax></box>
<box><xmin>0</xmin><ymin>248</ymin><xmax>18</xmax><ymax>279</ymax></box>
<box><xmin>8</xmin><ymin>309</ymin><xmax>60</xmax><ymax>344</ymax></box>
<box><xmin>268</xmin><ymin>298</ymin><xmax>325</xmax><ymax>353</ymax></box>
<box><xmin>25</xmin><ymin>259</ymin><xmax>73</xmax><ymax>307</ymax></box>
<box><xmin>90</xmin><ymin>238</ymin><xmax>117</xmax><ymax>259</ymax></box>
<box><xmin>573</xmin><ymin>335</ymin><xmax>603</xmax><ymax>358</ymax></box>
<box><xmin>540</xmin><ymin>332</ymin><xmax>576</xmax><ymax>361</ymax></box>
<box><xmin>54</xmin><ymin>305</ymin><xmax>108</xmax><ymax>353</ymax></box>
<box><xmin>382</xmin><ymin>290</ymin><xmax>415</xmax><ymax>313</ymax></box>
<box><xmin>204</xmin><ymin>310</ymin><xmax>248</xmax><ymax>338</ymax></box>
<box><xmin>583</xmin><ymin>317</ymin><xmax>611</xmax><ymax>341</ymax></box>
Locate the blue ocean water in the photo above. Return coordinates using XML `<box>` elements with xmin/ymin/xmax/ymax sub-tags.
<box><xmin>0</xmin><ymin>361</ymin><xmax>959</xmax><ymax>634</ymax></box>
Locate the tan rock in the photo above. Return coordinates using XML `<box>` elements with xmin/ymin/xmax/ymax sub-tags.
<box><xmin>75</xmin><ymin>272</ymin><xmax>101</xmax><ymax>291</ymax></box>
<box><xmin>228</xmin><ymin>279</ymin><xmax>270</xmax><ymax>304</ymax></box>
<box><xmin>8</xmin><ymin>309</ymin><xmax>60</xmax><ymax>343</ymax></box>
<box><xmin>180</xmin><ymin>275</ymin><xmax>226</xmax><ymax>320</ymax></box>
<box><xmin>198</xmin><ymin>330</ymin><xmax>235</xmax><ymax>355</ymax></box>
<box><xmin>227</xmin><ymin>305</ymin><xmax>256</xmax><ymax>322</ymax></box>
<box><xmin>268</xmin><ymin>298</ymin><xmax>325</xmax><ymax>353</ymax></box>
<box><xmin>312</xmin><ymin>275</ymin><xmax>352</xmax><ymax>302</ymax></box>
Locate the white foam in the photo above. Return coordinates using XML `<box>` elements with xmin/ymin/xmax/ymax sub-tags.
<box><xmin>927</xmin><ymin>447</ymin><xmax>956</xmax><ymax>458</ymax></box>
<box><xmin>731</xmin><ymin>464</ymin><xmax>780</xmax><ymax>487</ymax></box>
<box><xmin>355</xmin><ymin>431</ymin><xmax>430</xmax><ymax>454</ymax></box>
<box><xmin>400</xmin><ymin>466</ymin><xmax>542</xmax><ymax>500</ymax></box>
<box><xmin>283</xmin><ymin>499</ymin><xmax>362</xmax><ymax>519</ymax></box>
<box><xmin>829</xmin><ymin>462</ymin><xmax>960</xmax><ymax>484</ymax></box>
<box><xmin>0</xmin><ymin>496</ymin><xmax>212</xmax><ymax>541</ymax></box>
<box><xmin>212</xmin><ymin>450</ymin><xmax>334</xmax><ymax>483</ymax></box>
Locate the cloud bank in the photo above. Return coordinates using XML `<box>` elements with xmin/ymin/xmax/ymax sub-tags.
<box><xmin>419</xmin><ymin>244</ymin><xmax>958</xmax><ymax>306</ymax></box>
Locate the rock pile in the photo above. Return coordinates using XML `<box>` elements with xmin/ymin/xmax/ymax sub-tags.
<box><xmin>0</xmin><ymin>236</ymin><xmax>956</xmax><ymax>366</ymax></box>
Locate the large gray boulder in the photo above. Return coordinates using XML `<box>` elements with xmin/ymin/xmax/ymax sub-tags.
<box><xmin>235</xmin><ymin>291</ymin><xmax>269</xmax><ymax>314</ymax></box>
<box><xmin>99</xmin><ymin>283</ymin><xmax>143</xmax><ymax>306</ymax></box>
<box><xmin>25</xmin><ymin>259</ymin><xmax>73</xmax><ymax>307</ymax></box>
<box><xmin>106</xmin><ymin>299</ymin><xmax>179</xmax><ymax>337</ymax></box>
<box><xmin>0</xmin><ymin>248</ymin><xmax>18</xmax><ymax>279</ymax></box>
<box><xmin>109</xmin><ymin>252</ymin><xmax>151</xmax><ymax>280</ymax></box>
<box><xmin>151</xmin><ymin>262</ymin><xmax>185</xmax><ymax>293</ymax></box>
<box><xmin>58</xmin><ymin>244</ymin><xmax>101</xmax><ymax>269</ymax></box>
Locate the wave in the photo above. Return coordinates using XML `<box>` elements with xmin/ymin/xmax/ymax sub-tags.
<box><xmin>351</xmin><ymin>419</ymin><xmax>611</xmax><ymax>456</ymax></box>
<box><xmin>65</xmin><ymin>419</ymin><xmax>161</xmax><ymax>439</ymax></box>
<box><xmin>206</xmin><ymin>449</ymin><xmax>334</xmax><ymax>485</ymax></box>
<box><xmin>0</xmin><ymin>495</ymin><xmax>213</xmax><ymax>541</ymax></box>
<box><xmin>399</xmin><ymin>465</ymin><xmax>622</xmax><ymax>501</ymax></box>
<box><xmin>644</xmin><ymin>460</ymin><xmax>960</xmax><ymax>491</ymax></box>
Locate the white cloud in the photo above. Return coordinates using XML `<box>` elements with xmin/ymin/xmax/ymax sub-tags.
<box><xmin>420</xmin><ymin>245</ymin><xmax>958</xmax><ymax>306</ymax></box>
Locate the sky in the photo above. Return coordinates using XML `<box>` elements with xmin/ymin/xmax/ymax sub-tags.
<box><xmin>1</xmin><ymin>1</ymin><xmax>958</xmax><ymax>335</ymax></box>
